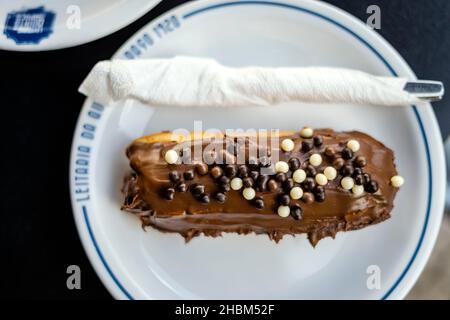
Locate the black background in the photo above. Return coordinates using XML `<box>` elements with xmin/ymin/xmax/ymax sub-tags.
<box><xmin>1</xmin><ymin>0</ymin><xmax>448</xmax><ymax>300</ymax></box>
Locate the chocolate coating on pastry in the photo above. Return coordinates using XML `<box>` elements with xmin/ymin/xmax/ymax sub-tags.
<box><xmin>121</xmin><ymin>129</ymin><xmax>399</xmax><ymax>246</ymax></box>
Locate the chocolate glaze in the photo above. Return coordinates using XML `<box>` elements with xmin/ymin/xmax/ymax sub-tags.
<box><xmin>121</xmin><ymin>129</ymin><xmax>398</xmax><ymax>246</ymax></box>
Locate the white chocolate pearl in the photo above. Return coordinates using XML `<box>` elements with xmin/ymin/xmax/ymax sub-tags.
<box><xmin>391</xmin><ymin>175</ymin><xmax>405</xmax><ymax>187</ymax></box>
<box><xmin>281</xmin><ymin>138</ymin><xmax>295</xmax><ymax>152</ymax></box>
<box><xmin>293</xmin><ymin>169</ymin><xmax>306</xmax><ymax>183</ymax></box>
<box><xmin>341</xmin><ymin>177</ymin><xmax>354</xmax><ymax>190</ymax></box>
<box><xmin>315</xmin><ymin>173</ymin><xmax>328</xmax><ymax>186</ymax></box>
<box><xmin>290</xmin><ymin>186</ymin><xmax>303</xmax><ymax>200</ymax></box>
<box><xmin>309</xmin><ymin>153</ymin><xmax>322</xmax><ymax>167</ymax></box>
<box><xmin>300</xmin><ymin>127</ymin><xmax>313</xmax><ymax>138</ymax></box>
<box><xmin>242</xmin><ymin>187</ymin><xmax>256</xmax><ymax>200</ymax></box>
<box><xmin>164</xmin><ymin>150</ymin><xmax>178</xmax><ymax>164</ymax></box>
<box><xmin>324</xmin><ymin>166</ymin><xmax>337</xmax><ymax>180</ymax></box>
<box><xmin>275</xmin><ymin>161</ymin><xmax>289</xmax><ymax>173</ymax></box>
<box><xmin>230</xmin><ymin>177</ymin><xmax>243</xmax><ymax>190</ymax></box>
<box><xmin>346</xmin><ymin>140</ymin><xmax>360</xmax><ymax>152</ymax></box>
<box><xmin>352</xmin><ymin>185</ymin><xmax>364</xmax><ymax>196</ymax></box>
<box><xmin>277</xmin><ymin>205</ymin><xmax>290</xmax><ymax>218</ymax></box>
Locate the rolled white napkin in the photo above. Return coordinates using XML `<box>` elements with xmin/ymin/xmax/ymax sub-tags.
<box><xmin>79</xmin><ymin>56</ymin><xmax>420</xmax><ymax>107</ymax></box>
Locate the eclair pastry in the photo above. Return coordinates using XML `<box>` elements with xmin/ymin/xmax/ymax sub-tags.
<box><xmin>121</xmin><ymin>128</ymin><xmax>404</xmax><ymax>246</ymax></box>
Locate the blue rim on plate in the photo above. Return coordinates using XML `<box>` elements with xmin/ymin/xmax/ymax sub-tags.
<box><xmin>77</xmin><ymin>1</ymin><xmax>433</xmax><ymax>300</ymax></box>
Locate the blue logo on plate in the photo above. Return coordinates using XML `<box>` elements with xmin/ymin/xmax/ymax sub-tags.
<box><xmin>4</xmin><ymin>6</ymin><xmax>55</xmax><ymax>44</ymax></box>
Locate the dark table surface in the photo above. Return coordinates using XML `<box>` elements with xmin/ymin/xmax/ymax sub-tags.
<box><xmin>1</xmin><ymin>0</ymin><xmax>449</xmax><ymax>299</ymax></box>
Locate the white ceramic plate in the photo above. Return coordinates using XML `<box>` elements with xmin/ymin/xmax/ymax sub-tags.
<box><xmin>0</xmin><ymin>0</ymin><xmax>160</xmax><ymax>51</ymax></box>
<box><xmin>70</xmin><ymin>0</ymin><xmax>446</xmax><ymax>299</ymax></box>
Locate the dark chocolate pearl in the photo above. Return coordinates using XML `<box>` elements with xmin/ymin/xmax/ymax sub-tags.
<box><xmin>256</xmin><ymin>175</ymin><xmax>269</xmax><ymax>191</ymax></box>
<box><xmin>243</xmin><ymin>177</ymin><xmax>254</xmax><ymax>188</ymax></box>
<box><xmin>164</xmin><ymin>188</ymin><xmax>175</xmax><ymax>200</ymax></box>
<box><xmin>276</xmin><ymin>172</ymin><xmax>287</xmax><ymax>182</ymax></box>
<box><xmin>215</xmin><ymin>192</ymin><xmax>226</xmax><ymax>203</ymax></box>
<box><xmin>199</xmin><ymin>194</ymin><xmax>210</xmax><ymax>204</ymax></box>
<box><xmin>288</xmin><ymin>157</ymin><xmax>301</xmax><ymax>171</ymax></box>
<box><xmin>363</xmin><ymin>173</ymin><xmax>371</xmax><ymax>184</ymax></box>
<box><xmin>301</xmin><ymin>140</ymin><xmax>313</xmax><ymax>152</ymax></box>
<box><xmin>315</xmin><ymin>192</ymin><xmax>326</xmax><ymax>202</ymax></box>
<box><xmin>259</xmin><ymin>155</ymin><xmax>271</xmax><ymax>167</ymax></box>
<box><xmin>352</xmin><ymin>167</ymin><xmax>363</xmax><ymax>178</ymax></box>
<box><xmin>306</xmin><ymin>165</ymin><xmax>317</xmax><ymax>177</ymax></box>
<box><xmin>169</xmin><ymin>171</ymin><xmax>180</xmax><ymax>183</ymax></box>
<box><xmin>176</xmin><ymin>182</ymin><xmax>186</xmax><ymax>192</ymax></box>
<box><xmin>220</xmin><ymin>175</ymin><xmax>230</xmax><ymax>185</ymax></box>
<box><xmin>313</xmin><ymin>186</ymin><xmax>326</xmax><ymax>202</ymax></box>
<box><xmin>249</xmin><ymin>170</ymin><xmax>259</xmax><ymax>181</ymax></box>
<box><xmin>195</xmin><ymin>163</ymin><xmax>209</xmax><ymax>175</ymax></box>
<box><xmin>365</xmin><ymin>180</ymin><xmax>379</xmax><ymax>193</ymax></box>
<box><xmin>302</xmin><ymin>192</ymin><xmax>314</xmax><ymax>204</ymax></box>
<box><xmin>191</xmin><ymin>184</ymin><xmax>205</xmax><ymax>197</ymax></box>
<box><xmin>314</xmin><ymin>186</ymin><xmax>325</xmax><ymax>195</ymax></box>
<box><xmin>303</xmin><ymin>177</ymin><xmax>316</xmax><ymax>191</ymax></box>
<box><xmin>290</xmin><ymin>205</ymin><xmax>303</xmax><ymax>220</ymax></box>
<box><xmin>325</xmin><ymin>147</ymin><xmax>335</xmax><ymax>157</ymax></box>
<box><xmin>225</xmin><ymin>165</ymin><xmax>237</xmax><ymax>178</ymax></box>
<box><xmin>279</xmin><ymin>194</ymin><xmax>290</xmax><ymax>206</ymax></box>
<box><xmin>220</xmin><ymin>183</ymin><xmax>231</xmax><ymax>192</ymax></box>
<box><xmin>354</xmin><ymin>156</ymin><xmax>367</xmax><ymax>167</ymax></box>
<box><xmin>333</xmin><ymin>157</ymin><xmax>345</xmax><ymax>170</ymax></box>
<box><xmin>267</xmin><ymin>179</ymin><xmax>278</xmax><ymax>192</ymax></box>
<box><xmin>342</xmin><ymin>147</ymin><xmax>354</xmax><ymax>160</ymax></box>
<box><xmin>283</xmin><ymin>178</ymin><xmax>294</xmax><ymax>192</ymax></box>
<box><xmin>210</xmin><ymin>166</ymin><xmax>223</xmax><ymax>179</ymax></box>
<box><xmin>237</xmin><ymin>165</ymin><xmax>248</xmax><ymax>178</ymax></box>
<box><xmin>342</xmin><ymin>164</ymin><xmax>354</xmax><ymax>177</ymax></box>
<box><xmin>184</xmin><ymin>170</ymin><xmax>195</xmax><ymax>180</ymax></box>
<box><xmin>254</xmin><ymin>198</ymin><xmax>265</xmax><ymax>209</ymax></box>
<box><xmin>313</xmin><ymin>135</ymin><xmax>323</xmax><ymax>147</ymax></box>
<box><xmin>354</xmin><ymin>175</ymin><xmax>364</xmax><ymax>185</ymax></box>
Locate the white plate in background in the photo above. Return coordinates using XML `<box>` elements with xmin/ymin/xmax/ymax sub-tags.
<box><xmin>70</xmin><ymin>0</ymin><xmax>446</xmax><ymax>299</ymax></box>
<box><xmin>0</xmin><ymin>0</ymin><xmax>160</xmax><ymax>51</ymax></box>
